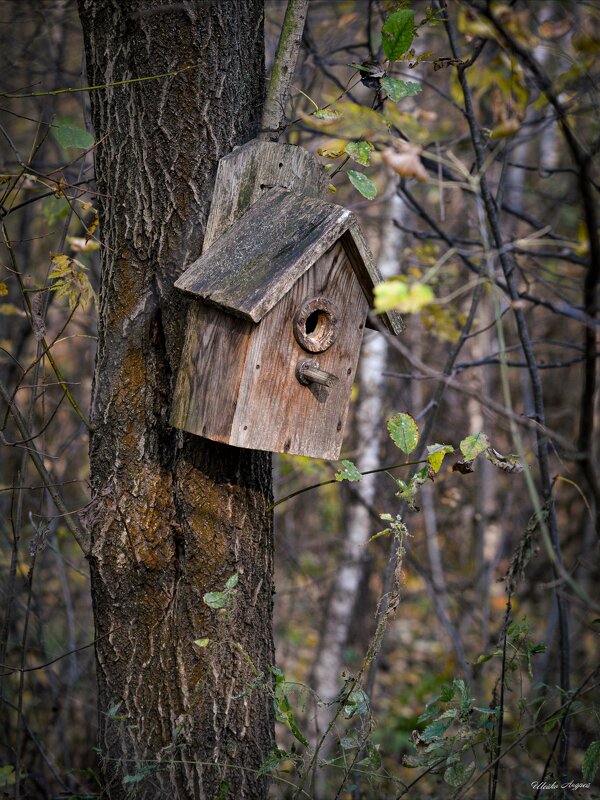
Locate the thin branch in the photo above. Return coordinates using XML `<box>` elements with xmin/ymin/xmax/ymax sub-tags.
<box><xmin>440</xmin><ymin>1</ymin><xmax>573</xmax><ymax>775</ymax></box>
<box><xmin>260</xmin><ymin>0</ymin><xmax>310</xmax><ymax>141</ymax></box>
<box><xmin>0</xmin><ymin>379</ymin><xmax>89</xmax><ymax>553</ymax></box>
<box><xmin>0</xmin><ymin>63</ymin><xmax>199</xmax><ymax>99</ymax></box>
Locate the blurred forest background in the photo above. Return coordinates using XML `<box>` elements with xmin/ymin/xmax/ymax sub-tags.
<box><xmin>0</xmin><ymin>1</ymin><xmax>598</xmax><ymax>798</ymax></box>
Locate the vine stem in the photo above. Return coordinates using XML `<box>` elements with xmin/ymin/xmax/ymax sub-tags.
<box><xmin>0</xmin><ymin>63</ymin><xmax>198</xmax><ymax>99</ymax></box>
<box><xmin>267</xmin><ymin>458</ymin><xmax>427</xmax><ymax>512</ymax></box>
<box><xmin>0</xmin><ymin>378</ymin><xmax>88</xmax><ymax>552</ymax></box>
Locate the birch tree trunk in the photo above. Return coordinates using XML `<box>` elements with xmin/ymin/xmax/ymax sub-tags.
<box><xmin>78</xmin><ymin>2</ymin><xmax>273</xmax><ymax>798</ymax></box>
<box><xmin>312</xmin><ymin>191</ymin><xmax>404</xmax><ymax>713</ymax></box>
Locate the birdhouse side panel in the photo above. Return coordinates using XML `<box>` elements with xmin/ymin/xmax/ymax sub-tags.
<box><xmin>170</xmin><ymin>302</ymin><xmax>253</xmax><ymax>441</ymax></box>
<box><xmin>228</xmin><ymin>240</ymin><xmax>369</xmax><ymax>459</ymax></box>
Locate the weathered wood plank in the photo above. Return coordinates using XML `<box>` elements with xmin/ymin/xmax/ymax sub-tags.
<box><xmin>169</xmin><ymin>304</ymin><xmax>252</xmax><ymax>438</ymax></box>
<box><xmin>342</xmin><ymin>223</ymin><xmax>405</xmax><ymax>335</ymax></box>
<box><xmin>228</xmin><ymin>240</ymin><xmax>368</xmax><ymax>459</ymax></box>
<box><xmin>203</xmin><ymin>139</ymin><xmax>327</xmax><ymax>249</ymax></box>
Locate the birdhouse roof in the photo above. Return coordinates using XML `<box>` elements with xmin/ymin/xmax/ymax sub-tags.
<box><xmin>175</xmin><ymin>187</ymin><xmax>403</xmax><ymax>334</ymax></box>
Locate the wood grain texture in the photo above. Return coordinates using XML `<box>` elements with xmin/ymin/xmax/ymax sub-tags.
<box><xmin>169</xmin><ymin>304</ymin><xmax>252</xmax><ymax>438</ymax></box>
<box><xmin>176</xmin><ymin>188</ymin><xmax>352</xmax><ymax>322</ymax></box>
<box><xmin>342</xmin><ymin>222</ymin><xmax>405</xmax><ymax>335</ymax></box>
<box><xmin>171</xmin><ymin>241</ymin><xmax>367</xmax><ymax>458</ymax></box>
<box><xmin>229</xmin><ymin>240</ymin><xmax>369</xmax><ymax>459</ymax></box>
<box><xmin>203</xmin><ymin>138</ymin><xmax>327</xmax><ymax>249</ymax></box>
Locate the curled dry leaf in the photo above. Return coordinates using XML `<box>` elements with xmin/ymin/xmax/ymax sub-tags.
<box><xmin>452</xmin><ymin>460</ymin><xmax>474</xmax><ymax>475</ymax></box>
<box><xmin>382</xmin><ymin>141</ymin><xmax>428</xmax><ymax>182</ymax></box>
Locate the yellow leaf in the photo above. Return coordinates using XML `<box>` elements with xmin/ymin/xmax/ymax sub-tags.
<box><xmin>305</xmin><ymin>102</ymin><xmax>390</xmax><ymax>141</ymax></box>
<box><xmin>374</xmin><ymin>281</ymin><xmax>434</xmax><ymax>314</ymax></box>
<box><xmin>490</xmin><ymin>117</ymin><xmax>521</xmax><ymax>139</ymax></box>
<box><xmin>316</xmin><ymin>139</ymin><xmax>347</xmax><ymax>159</ymax></box>
<box><xmin>0</xmin><ymin>282</ymin><xmax>8</xmax><ymax>297</ymax></box>
<box><xmin>50</xmin><ymin>253</ymin><xmax>70</xmax><ymax>272</ymax></box>
<box><xmin>0</xmin><ymin>303</ymin><xmax>25</xmax><ymax>316</ymax></box>
<box><xmin>86</xmin><ymin>208</ymin><xmax>99</xmax><ymax>241</ymax></box>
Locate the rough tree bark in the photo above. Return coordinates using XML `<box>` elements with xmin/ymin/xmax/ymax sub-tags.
<box><xmin>78</xmin><ymin>2</ymin><xmax>274</xmax><ymax>798</ymax></box>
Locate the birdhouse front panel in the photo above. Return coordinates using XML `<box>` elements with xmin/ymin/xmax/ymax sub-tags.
<box><xmin>226</xmin><ymin>238</ymin><xmax>369</xmax><ymax>459</ymax></box>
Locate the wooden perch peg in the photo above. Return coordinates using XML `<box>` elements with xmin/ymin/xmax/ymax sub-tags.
<box><xmin>296</xmin><ymin>359</ymin><xmax>339</xmax><ymax>388</ymax></box>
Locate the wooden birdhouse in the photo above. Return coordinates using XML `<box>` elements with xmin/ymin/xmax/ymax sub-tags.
<box><xmin>170</xmin><ymin>139</ymin><xmax>403</xmax><ymax>460</ymax></box>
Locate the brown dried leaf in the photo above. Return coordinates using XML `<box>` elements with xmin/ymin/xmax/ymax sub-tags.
<box><xmin>452</xmin><ymin>460</ymin><xmax>474</xmax><ymax>475</ymax></box>
<box><xmin>382</xmin><ymin>142</ymin><xmax>428</xmax><ymax>182</ymax></box>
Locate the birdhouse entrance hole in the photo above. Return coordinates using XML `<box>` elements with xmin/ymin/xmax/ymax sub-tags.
<box><xmin>305</xmin><ymin>310</ymin><xmax>322</xmax><ymax>335</ymax></box>
<box><xmin>293</xmin><ymin>296</ymin><xmax>339</xmax><ymax>353</ymax></box>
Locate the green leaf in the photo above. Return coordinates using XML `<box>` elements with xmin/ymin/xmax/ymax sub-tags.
<box><xmin>361</xmin><ymin>743</ymin><xmax>382</xmax><ymax>771</ymax></box>
<box><xmin>426</xmin><ymin>443</ymin><xmax>454</xmax><ymax>473</ymax></box>
<box><xmin>347</xmin><ymin>169</ymin><xmax>377</xmax><ymax>200</ymax></box>
<box><xmin>0</xmin><ymin>766</ymin><xmax>19</xmax><ymax>787</ymax></box>
<box><xmin>286</xmin><ymin>712</ymin><xmax>309</xmax><ymax>747</ymax></box>
<box><xmin>340</xmin><ymin>731</ymin><xmax>360</xmax><ymax>750</ymax></box>
<box><xmin>53</xmin><ymin>116</ymin><xmax>95</xmax><ymax>150</ymax></box>
<box><xmin>417</xmin><ymin>704</ymin><xmax>439</xmax><ymax>724</ymax></box>
<box><xmin>343</xmin><ymin>688</ymin><xmax>369</xmax><ymax>719</ymax></box>
<box><xmin>381</xmin><ymin>77</ymin><xmax>422</xmax><ymax>101</ymax></box>
<box><xmin>444</xmin><ymin>760</ymin><xmax>475</xmax><ymax>787</ymax></box>
<box><xmin>395</xmin><ymin>477</ymin><xmax>419</xmax><ymax>510</ymax></box>
<box><xmin>382</xmin><ymin>9</ymin><xmax>415</xmax><ymax>60</ymax></box>
<box><xmin>258</xmin><ymin>747</ymin><xmax>288</xmax><ymax>777</ymax></box>
<box><xmin>583</xmin><ymin>740</ymin><xmax>600</xmax><ymax>782</ymax></box>
<box><xmin>420</xmin><ymin>718</ymin><xmax>452</xmax><ymax>742</ymax></box>
<box><xmin>107</xmin><ymin>701</ymin><xmax>123</xmax><ymax>719</ymax></box>
<box><xmin>225</xmin><ymin>573</ymin><xmax>239</xmax><ymax>590</ymax></box>
<box><xmin>460</xmin><ymin>432</ymin><xmax>490</xmax><ymax>461</ymax></box>
<box><xmin>387</xmin><ymin>412</ymin><xmax>419</xmax><ymax>454</ymax></box>
<box><xmin>122</xmin><ymin>765</ymin><xmax>158</xmax><ymax>785</ymax></box>
<box><xmin>194</xmin><ymin>638</ymin><xmax>210</xmax><ymax>648</ymax></box>
<box><xmin>335</xmin><ymin>459</ymin><xmax>362</xmax><ymax>482</ymax></box>
<box><xmin>203</xmin><ymin>591</ymin><xmax>229</xmax><ymax>609</ymax></box>
<box><xmin>314</xmin><ymin>108</ymin><xmax>341</xmax><ymax>120</ymax></box>
<box><xmin>214</xmin><ymin>779</ymin><xmax>230</xmax><ymax>800</ymax></box>
<box><xmin>42</xmin><ymin>195</ymin><xmax>69</xmax><ymax>225</ymax></box>
<box><xmin>473</xmin><ymin>653</ymin><xmax>494</xmax><ymax>665</ymax></box>
<box><xmin>439</xmin><ymin>683</ymin><xmax>456</xmax><ymax>702</ymax></box>
<box><xmin>345</xmin><ymin>140</ymin><xmax>374</xmax><ymax>166</ymax></box>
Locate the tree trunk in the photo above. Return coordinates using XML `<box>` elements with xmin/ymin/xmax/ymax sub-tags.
<box><xmin>78</xmin><ymin>2</ymin><xmax>273</xmax><ymax>798</ymax></box>
<box><xmin>312</xmin><ymin>191</ymin><xmax>403</xmax><ymax>730</ymax></box>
